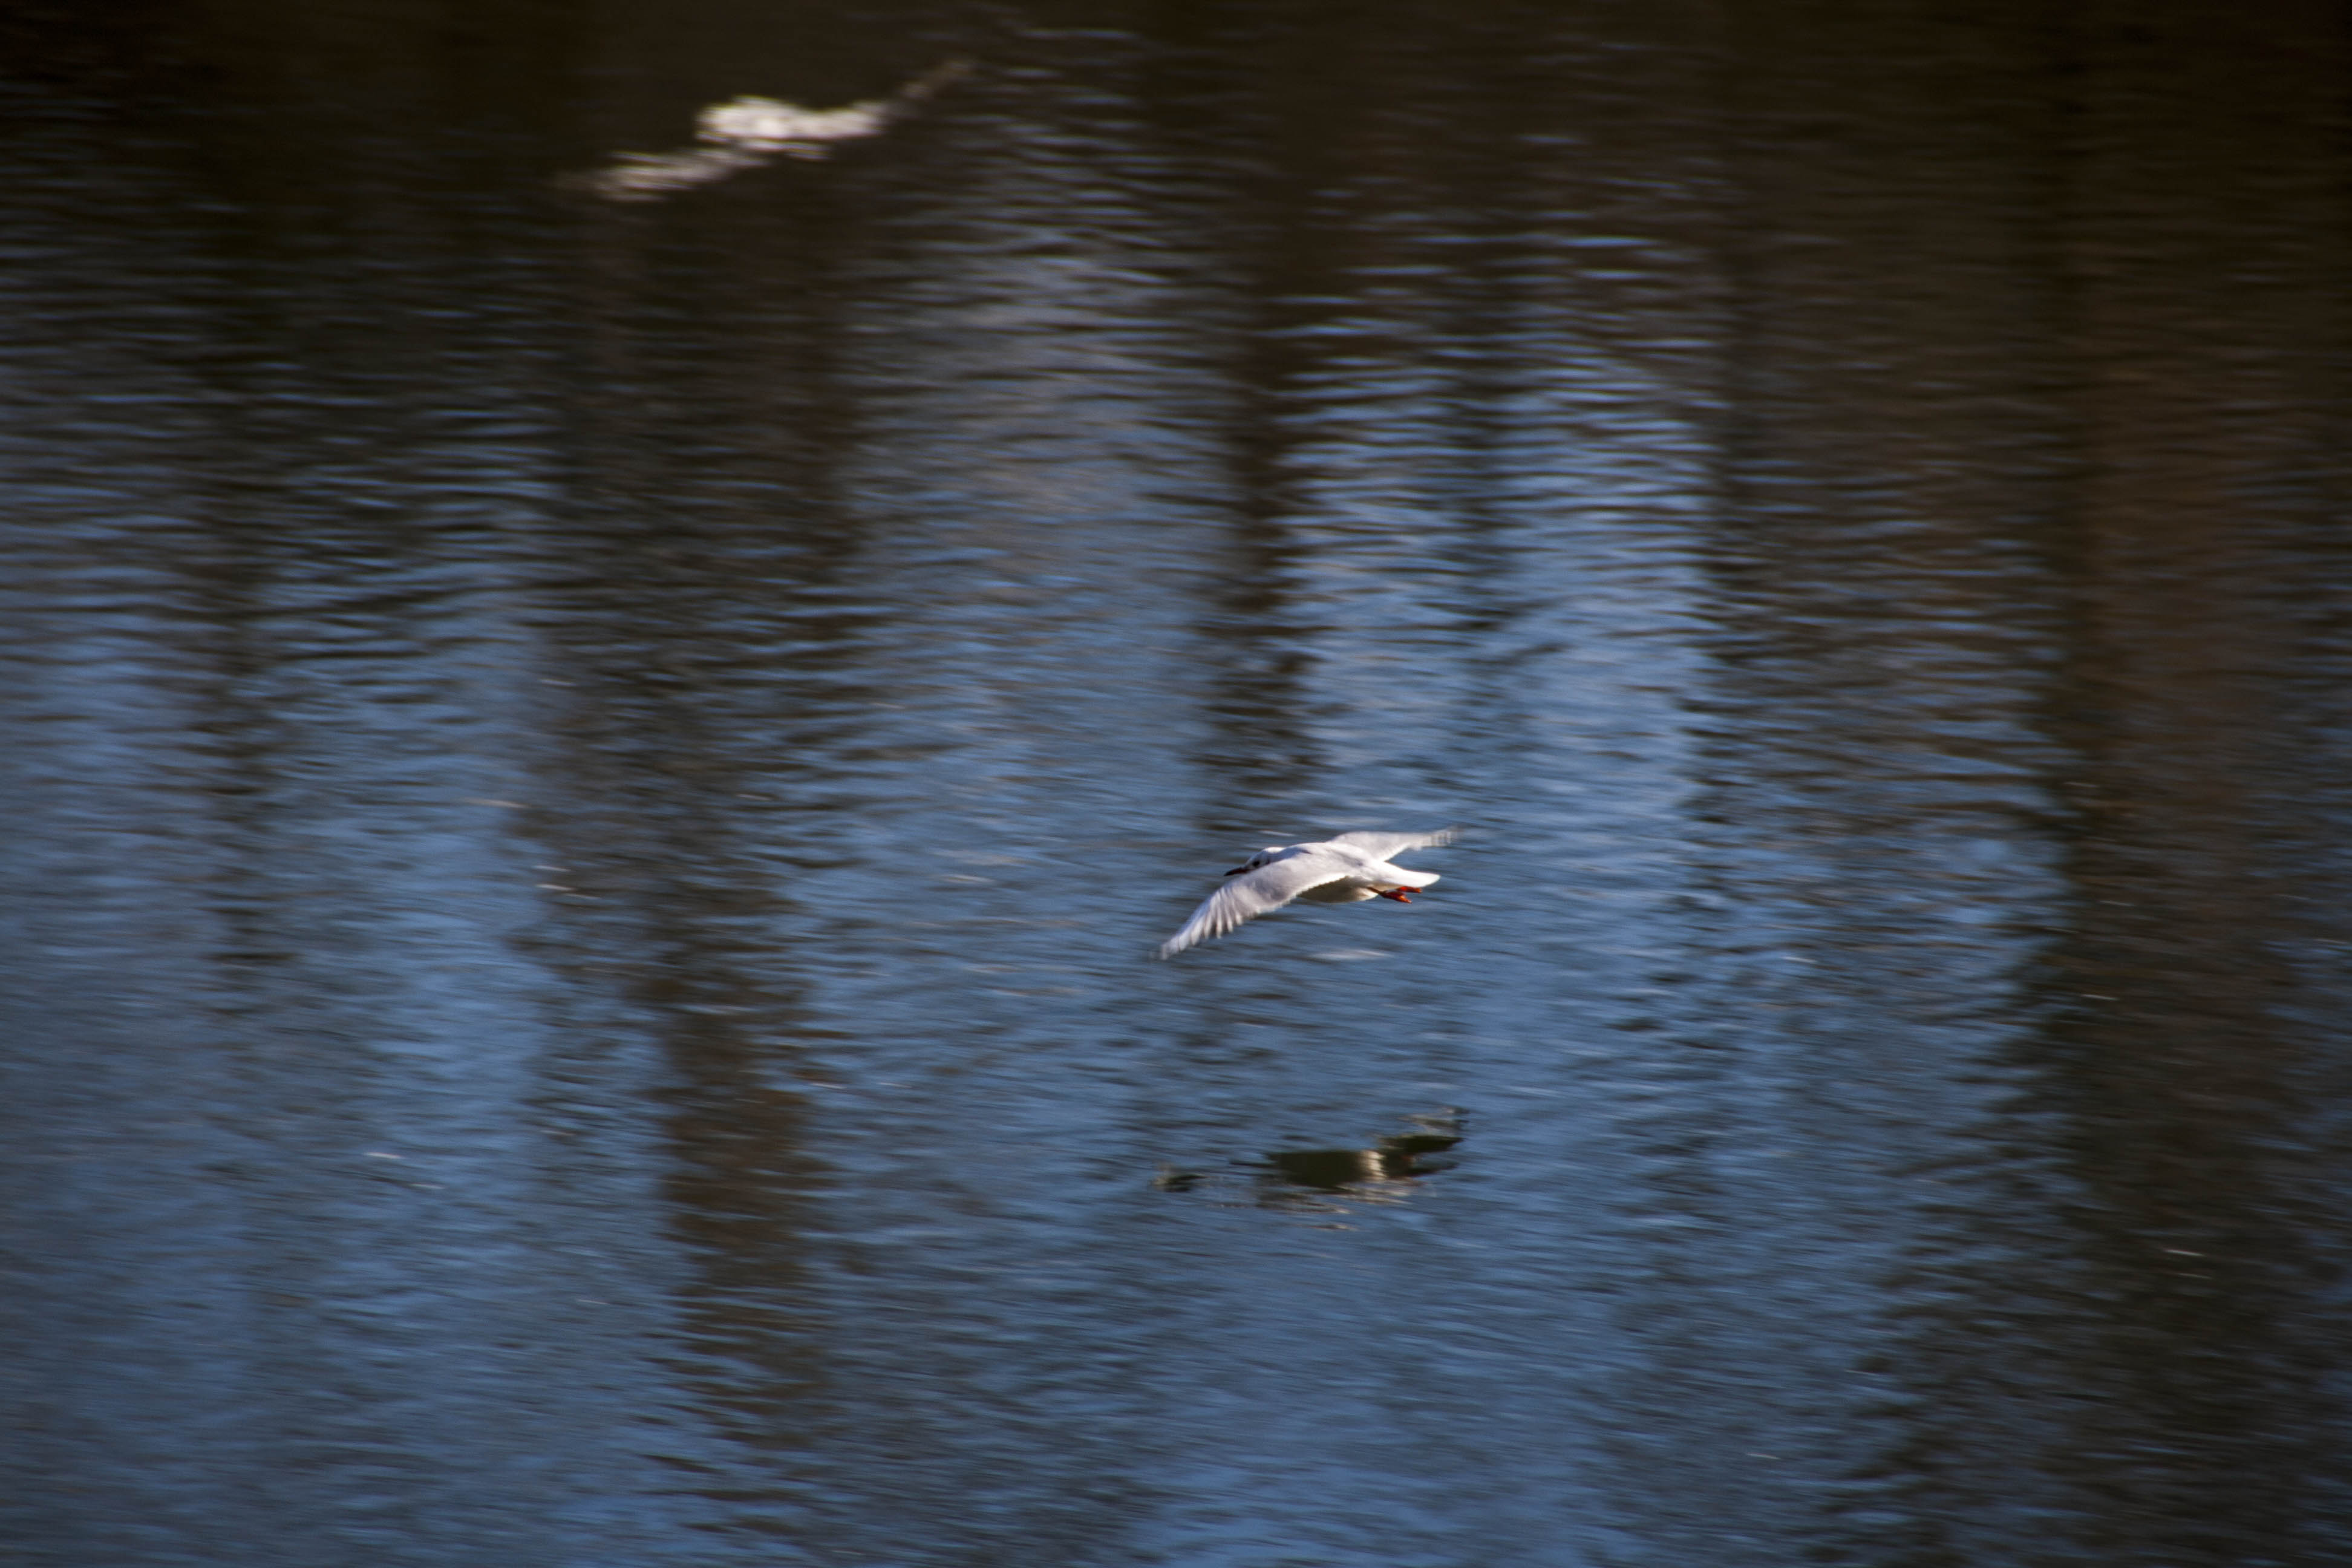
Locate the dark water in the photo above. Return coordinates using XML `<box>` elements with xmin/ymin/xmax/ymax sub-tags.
<box><xmin>6</xmin><ymin>2</ymin><xmax>2352</xmax><ymax>1564</ymax></box>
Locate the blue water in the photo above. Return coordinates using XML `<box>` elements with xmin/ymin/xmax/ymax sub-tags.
<box><xmin>6</xmin><ymin>3</ymin><xmax>2352</xmax><ymax>1564</ymax></box>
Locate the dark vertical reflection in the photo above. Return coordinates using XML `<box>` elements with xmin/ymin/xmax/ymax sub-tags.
<box><xmin>521</xmin><ymin>188</ymin><xmax>881</xmax><ymax>1518</ymax></box>
<box><xmin>519</xmin><ymin>641</ymin><xmax>835</xmax><ymax>1532</ymax></box>
<box><xmin>1135</xmin><ymin>6</ymin><xmax>1338</xmax><ymax>822</ymax></box>
<box><xmin>2016</xmin><ymin>2</ymin><xmax>2352</xmax><ymax>1558</ymax></box>
<box><xmin>1694</xmin><ymin>1</ymin><xmax>2352</xmax><ymax>1563</ymax></box>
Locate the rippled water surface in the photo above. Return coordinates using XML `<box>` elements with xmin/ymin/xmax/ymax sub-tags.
<box><xmin>7</xmin><ymin>3</ymin><xmax>2352</xmax><ymax>1564</ymax></box>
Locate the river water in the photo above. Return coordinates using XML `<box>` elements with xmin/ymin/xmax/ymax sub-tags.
<box><xmin>6</xmin><ymin>3</ymin><xmax>2352</xmax><ymax>1564</ymax></box>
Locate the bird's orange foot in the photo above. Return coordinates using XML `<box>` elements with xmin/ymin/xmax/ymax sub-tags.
<box><xmin>1378</xmin><ymin>887</ymin><xmax>1414</xmax><ymax>903</ymax></box>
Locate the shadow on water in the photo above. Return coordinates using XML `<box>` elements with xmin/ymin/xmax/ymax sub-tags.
<box><xmin>1155</xmin><ymin>1111</ymin><xmax>1466</xmax><ymax>1212</ymax></box>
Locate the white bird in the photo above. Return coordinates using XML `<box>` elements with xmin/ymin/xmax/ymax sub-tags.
<box><xmin>574</xmin><ymin>60</ymin><xmax>970</xmax><ymax>202</ymax></box>
<box><xmin>1155</xmin><ymin>829</ymin><xmax>1460</xmax><ymax>958</ymax></box>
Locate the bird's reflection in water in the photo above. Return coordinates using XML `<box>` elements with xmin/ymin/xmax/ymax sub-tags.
<box><xmin>1157</xmin><ymin>1113</ymin><xmax>1463</xmax><ymax>1212</ymax></box>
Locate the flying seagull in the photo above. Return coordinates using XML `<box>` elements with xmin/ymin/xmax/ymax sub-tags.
<box><xmin>572</xmin><ymin>60</ymin><xmax>970</xmax><ymax>202</ymax></box>
<box><xmin>1155</xmin><ymin>829</ymin><xmax>1459</xmax><ymax>959</ymax></box>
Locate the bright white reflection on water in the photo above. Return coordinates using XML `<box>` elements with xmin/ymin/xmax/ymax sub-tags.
<box><xmin>4</xmin><ymin>4</ymin><xmax>2352</xmax><ymax>1567</ymax></box>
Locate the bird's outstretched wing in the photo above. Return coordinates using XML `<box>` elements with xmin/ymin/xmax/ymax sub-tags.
<box><xmin>1325</xmin><ymin>827</ymin><xmax>1460</xmax><ymax>861</ymax></box>
<box><xmin>1155</xmin><ymin>851</ymin><xmax>1354</xmax><ymax>959</ymax></box>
